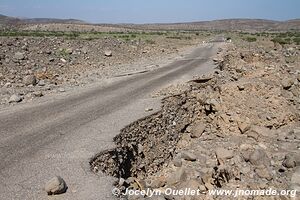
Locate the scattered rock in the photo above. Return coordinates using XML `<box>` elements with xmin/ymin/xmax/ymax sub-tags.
<box><xmin>9</xmin><ymin>94</ymin><xmax>22</xmax><ymax>103</ymax></box>
<box><xmin>190</xmin><ymin>122</ymin><xmax>205</xmax><ymax>138</ymax></box>
<box><xmin>255</xmin><ymin>166</ymin><xmax>273</xmax><ymax>180</ymax></box>
<box><xmin>167</xmin><ymin>168</ymin><xmax>187</xmax><ymax>186</ymax></box>
<box><xmin>282</xmin><ymin>153</ymin><xmax>297</xmax><ymax>168</ymax></box>
<box><xmin>181</xmin><ymin>151</ymin><xmax>197</xmax><ymax>161</ymax></box>
<box><xmin>237</xmin><ymin>120</ymin><xmax>251</xmax><ymax>134</ymax></box>
<box><xmin>248</xmin><ymin>149</ymin><xmax>270</xmax><ymax>166</ymax></box>
<box><xmin>58</xmin><ymin>88</ymin><xmax>65</xmax><ymax>92</ymax></box>
<box><xmin>60</xmin><ymin>58</ymin><xmax>67</xmax><ymax>63</ymax></box>
<box><xmin>13</xmin><ymin>52</ymin><xmax>25</xmax><ymax>60</ymax></box>
<box><xmin>33</xmin><ymin>91</ymin><xmax>43</xmax><ymax>97</ymax></box>
<box><xmin>89</xmin><ymin>38</ymin><xmax>300</xmax><ymax>199</ymax></box>
<box><xmin>281</xmin><ymin>78</ymin><xmax>294</xmax><ymax>89</ymax></box>
<box><xmin>45</xmin><ymin>176</ymin><xmax>67</xmax><ymax>195</ymax></box>
<box><xmin>173</xmin><ymin>156</ymin><xmax>182</xmax><ymax>167</ymax></box>
<box><xmin>104</xmin><ymin>50</ymin><xmax>112</xmax><ymax>57</ymax></box>
<box><xmin>247</xmin><ymin>130</ymin><xmax>260</xmax><ymax>141</ymax></box>
<box><xmin>38</xmin><ymin>80</ymin><xmax>46</xmax><ymax>86</ymax></box>
<box><xmin>23</xmin><ymin>75</ymin><xmax>37</xmax><ymax>86</ymax></box>
<box><xmin>237</xmin><ymin>84</ymin><xmax>245</xmax><ymax>91</ymax></box>
<box><xmin>215</xmin><ymin>147</ymin><xmax>234</xmax><ymax>163</ymax></box>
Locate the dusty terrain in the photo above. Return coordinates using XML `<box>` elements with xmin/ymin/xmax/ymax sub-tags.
<box><xmin>0</xmin><ymin>28</ymin><xmax>218</xmax><ymax>199</ymax></box>
<box><xmin>0</xmin><ymin>31</ymin><xmax>205</xmax><ymax>107</ymax></box>
<box><xmin>1</xmin><ymin>17</ymin><xmax>300</xmax><ymax>199</ymax></box>
<box><xmin>91</xmin><ymin>34</ymin><xmax>300</xmax><ymax>199</ymax></box>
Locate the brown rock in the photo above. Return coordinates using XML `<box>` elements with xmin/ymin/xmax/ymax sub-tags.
<box><xmin>215</xmin><ymin>147</ymin><xmax>234</xmax><ymax>164</ymax></box>
<box><xmin>173</xmin><ymin>157</ymin><xmax>182</xmax><ymax>167</ymax></box>
<box><xmin>238</xmin><ymin>120</ymin><xmax>251</xmax><ymax>134</ymax></box>
<box><xmin>181</xmin><ymin>151</ymin><xmax>197</xmax><ymax>161</ymax></box>
<box><xmin>190</xmin><ymin>122</ymin><xmax>206</xmax><ymax>138</ymax></box>
<box><xmin>282</xmin><ymin>153</ymin><xmax>297</xmax><ymax>168</ymax></box>
<box><xmin>255</xmin><ymin>166</ymin><xmax>273</xmax><ymax>180</ymax></box>
<box><xmin>281</xmin><ymin>78</ymin><xmax>294</xmax><ymax>89</ymax></box>
<box><xmin>247</xmin><ymin>130</ymin><xmax>259</xmax><ymax>141</ymax></box>
<box><xmin>167</xmin><ymin>167</ymin><xmax>187</xmax><ymax>186</ymax></box>
<box><xmin>23</xmin><ymin>75</ymin><xmax>37</xmax><ymax>86</ymax></box>
<box><xmin>249</xmin><ymin>149</ymin><xmax>270</xmax><ymax>166</ymax></box>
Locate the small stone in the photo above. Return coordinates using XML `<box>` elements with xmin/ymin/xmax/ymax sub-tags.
<box><xmin>33</xmin><ymin>91</ymin><xmax>43</xmax><ymax>97</ymax></box>
<box><xmin>104</xmin><ymin>50</ymin><xmax>112</xmax><ymax>57</ymax></box>
<box><xmin>173</xmin><ymin>157</ymin><xmax>182</xmax><ymax>167</ymax></box>
<box><xmin>249</xmin><ymin>149</ymin><xmax>270</xmax><ymax>166</ymax></box>
<box><xmin>138</xmin><ymin>144</ymin><xmax>144</xmax><ymax>154</ymax></box>
<box><xmin>58</xmin><ymin>88</ymin><xmax>65</xmax><ymax>92</ymax></box>
<box><xmin>238</xmin><ymin>121</ymin><xmax>251</xmax><ymax>134</ymax></box>
<box><xmin>38</xmin><ymin>80</ymin><xmax>46</xmax><ymax>86</ymax></box>
<box><xmin>145</xmin><ymin>108</ymin><xmax>153</xmax><ymax>112</ymax></box>
<box><xmin>181</xmin><ymin>151</ymin><xmax>197</xmax><ymax>161</ymax></box>
<box><xmin>9</xmin><ymin>94</ymin><xmax>22</xmax><ymax>103</ymax></box>
<box><xmin>255</xmin><ymin>166</ymin><xmax>273</xmax><ymax>180</ymax></box>
<box><xmin>60</xmin><ymin>58</ymin><xmax>67</xmax><ymax>63</ymax></box>
<box><xmin>81</xmin><ymin>47</ymin><xmax>88</xmax><ymax>54</ymax></box>
<box><xmin>190</xmin><ymin>122</ymin><xmax>206</xmax><ymax>138</ymax></box>
<box><xmin>215</xmin><ymin>147</ymin><xmax>234</xmax><ymax>163</ymax></box>
<box><xmin>237</xmin><ymin>85</ymin><xmax>245</xmax><ymax>91</ymax></box>
<box><xmin>23</xmin><ymin>75</ymin><xmax>37</xmax><ymax>86</ymax></box>
<box><xmin>13</xmin><ymin>52</ymin><xmax>25</xmax><ymax>60</ymax></box>
<box><xmin>45</xmin><ymin>176</ymin><xmax>67</xmax><ymax>195</ymax></box>
<box><xmin>247</xmin><ymin>130</ymin><xmax>259</xmax><ymax>141</ymax></box>
<box><xmin>119</xmin><ymin>178</ymin><xmax>125</xmax><ymax>186</ymax></box>
<box><xmin>167</xmin><ymin>167</ymin><xmax>187</xmax><ymax>186</ymax></box>
<box><xmin>281</xmin><ymin>78</ymin><xmax>294</xmax><ymax>89</ymax></box>
<box><xmin>282</xmin><ymin>153</ymin><xmax>297</xmax><ymax>168</ymax></box>
<box><xmin>65</xmin><ymin>48</ymin><xmax>73</xmax><ymax>54</ymax></box>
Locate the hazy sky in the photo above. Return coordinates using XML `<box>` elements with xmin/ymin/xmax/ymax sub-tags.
<box><xmin>0</xmin><ymin>0</ymin><xmax>299</xmax><ymax>23</ymax></box>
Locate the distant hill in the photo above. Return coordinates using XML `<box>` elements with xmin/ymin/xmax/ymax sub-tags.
<box><xmin>22</xmin><ymin>18</ymin><xmax>86</xmax><ymax>24</ymax></box>
<box><xmin>130</xmin><ymin>19</ymin><xmax>300</xmax><ymax>31</ymax></box>
<box><xmin>0</xmin><ymin>14</ymin><xmax>299</xmax><ymax>31</ymax></box>
<box><xmin>0</xmin><ymin>14</ymin><xmax>22</xmax><ymax>25</ymax></box>
<box><xmin>0</xmin><ymin>14</ymin><xmax>85</xmax><ymax>26</ymax></box>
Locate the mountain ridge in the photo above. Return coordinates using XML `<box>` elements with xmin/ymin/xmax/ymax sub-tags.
<box><xmin>0</xmin><ymin>14</ymin><xmax>299</xmax><ymax>31</ymax></box>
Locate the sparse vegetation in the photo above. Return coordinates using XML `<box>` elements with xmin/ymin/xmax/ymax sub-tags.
<box><xmin>243</xmin><ymin>36</ymin><xmax>257</xmax><ymax>42</ymax></box>
<box><xmin>270</xmin><ymin>31</ymin><xmax>300</xmax><ymax>45</ymax></box>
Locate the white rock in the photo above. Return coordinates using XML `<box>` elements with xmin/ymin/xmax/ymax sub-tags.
<box><xmin>9</xmin><ymin>94</ymin><xmax>22</xmax><ymax>103</ymax></box>
<box><xmin>45</xmin><ymin>176</ymin><xmax>67</xmax><ymax>195</ymax></box>
<box><xmin>104</xmin><ymin>50</ymin><xmax>112</xmax><ymax>57</ymax></box>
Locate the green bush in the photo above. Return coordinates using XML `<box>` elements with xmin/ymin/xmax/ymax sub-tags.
<box><xmin>244</xmin><ymin>36</ymin><xmax>257</xmax><ymax>42</ymax></box>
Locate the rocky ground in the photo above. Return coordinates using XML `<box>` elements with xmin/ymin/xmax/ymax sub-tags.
<box><xmin>91</xmin><ymin>36</ymin><xmax>300</xmax><ymax>199</ymax></box>
<box><xmin>0</xmin><ymin>32</ymin><xmax>203</xmax><ymax>107</ymax></box>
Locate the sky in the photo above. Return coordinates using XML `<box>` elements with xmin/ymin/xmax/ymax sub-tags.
<box><xmin>0</xmin><ymin>0</ymin><xmax>299</xmax><ymax>24</ymax></box>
